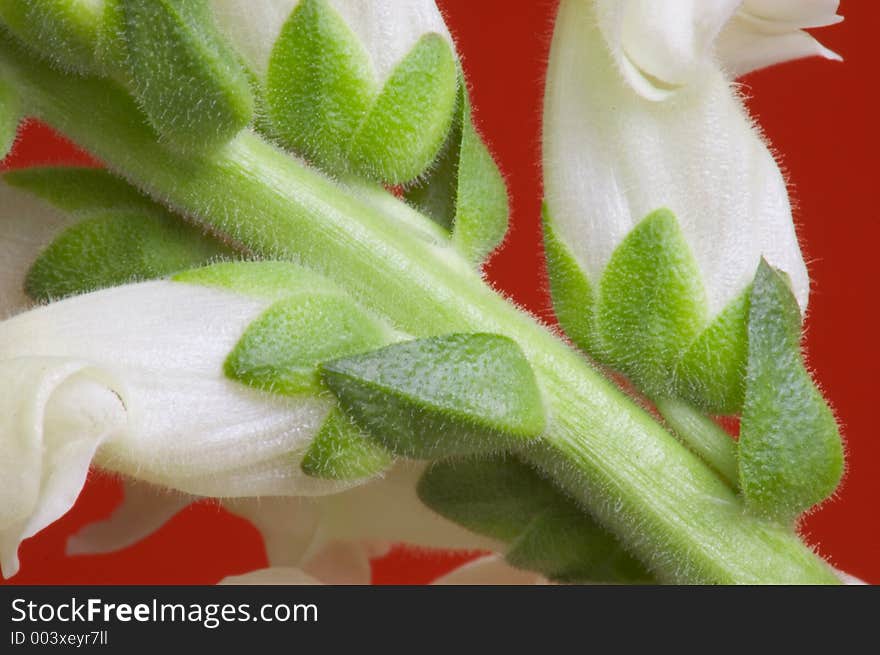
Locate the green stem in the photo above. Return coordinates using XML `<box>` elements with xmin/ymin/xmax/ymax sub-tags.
<box><xmin>655</xmin><ymin>397</ymin><xmax>740</xmax><ymax>489</ymax></box>
<box><xmin>0</xmin><ymin>32</ymin><xmax>839</xmax><ymax>584</ymax></box>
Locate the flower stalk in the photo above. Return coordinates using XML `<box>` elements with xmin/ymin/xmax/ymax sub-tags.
<box><xmin>0</xmin><ymin>29</ymin><xmax>839</xmax><ymax>584</ymax></box>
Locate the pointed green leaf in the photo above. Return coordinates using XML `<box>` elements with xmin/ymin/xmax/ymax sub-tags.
<box><xmin>405</xmin><ymin>79</ymin><xmax>509</xmax><ymax>265</ymax></box>
<box><xmin>542</xmin><ymin>203</ymin><xmax>598</xmax><ymax>354</ymax></box>
<box><xmin>301</xmin><ymin>407</ymin><xmax>392</xmax><ymax>481</ymax></box>
<box><xmin>0</xmin><ymin>0</ymin><xmax>103</xmax><ymax>74</ymax></box>
<box><xmin>418</xmin><ymin>456</ymin><xmax>652</xmax><ymax>583</ymax></box>
<box><xmin>266</xmin><ymin>0</ymin><xmax>375</xmax><ymax>173</ymax></box>
<box><xmin>347</xmin><ymin>33</ymin><xmax>458</xmax><ymax>184</ymax></box>
<box><xmin>673</xmin><ymin>289</ymin><xmax>750</xmax><ymax>414</ymax></box>
<box><xmin>321</xmin><ymin>333</ymin><xmax>545</xmax><ymax>459</ymax></box>
<box><xmin>739</xmin><ymin>261</ymin><xmax>844</xmax><ymax>523</ymax></box>
<box><xmin>3</xmin><ymin>167</ymin><xmax>153</xmax><ymax>212</ymax></box>
<box><xmin>0</xmin><ymin>75</ymin><xmax>20</xmax><ymax>160</ymax></box>
<box><xmin>119</xmin><ymin>0</ymin><xmax>253</xmax><ymax>149</ymax></box>
<box><xmin>225</xmin><ymin>292</ymin><xmax>392</xmax><ymax>396</ymax></box>
<box><xmin>25</xmin><ymin>208</ymin><xmax>229</xmax><ymax>300</ymax></box>
<box><xmin>596</xmin><ymin>209</ymin><xmax>706</xmax><ymax>396</ymax></box>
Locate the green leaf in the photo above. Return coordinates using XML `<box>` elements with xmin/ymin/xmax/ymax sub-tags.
<box><xmin>542</xmin><ymin>203</ymin><xmax>598</xmax><ymax>354</ymax></box>
<box><xmin>300</xmin><ymin>407</ymin><xmax>392</xmax><ymax>481</ymax></box>
<box><xmin>119</xmin><ymin>0</ymin><xmax>253</xmax><ymax>150</ymax></box>
<box><xmin>266</xmin><ymin>0</ymin><xmax>375</xmax><ymax>173</ymax></box>
<box><xmin>739</xmin><ymin>260</ymin><xmax>844</xmax><ymax>523</ymax></box>
<box><xmin>25</xmin><ymin>208</ymin><xmax>229</xmax><ymax>300</ymax></box>
<box><xmin>0</xmin><ymin>75</ymin><xmax>19</xmax><ymax>160</ymax></box>
<box><xmin>3</xmin><ymin>167</ymin><xmax>153</xmax><ymax>212</ymax></box>
<box><xmin>418</xmin><ymin>456</ymin><xmax>652</xmax><ymax>583</ymax></box>
<box><xmin>0</xmin><ymin>0</ymin><xmax>103</xmax><ymax>75</ymax></box>
<box><xmin>673</xmin><ymin>289</ymin><xmax>750</xmax><ymax>414</ymax></box>
<box><xmin>173</xmin><ymin>260</ymin><xmax>339</xmax><ymax>301</ymax></box>
<box><xmin>405</xmin><ymin>79</ymin><xmax>509</xmax><ymax>265</ymax></box>
<box><xmin>321</xmin><ymin>333</ymin><xmax>545</xmax><ymax>459</ymax></box>
<box><xmin>225</xmin><ymin>292</ymin><xmax>392</xmax><ymax>396</ymax></box>
<box><xmin>347</xmin><ymin>33</ymin><xmax>458</xmax><ymax>184</ymax></box>
<box><xmin>596</xmin><ymin>208</ymin><xmax>706</xmax><ymax>396</ymax></box>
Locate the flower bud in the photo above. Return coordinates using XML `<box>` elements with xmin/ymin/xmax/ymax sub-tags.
<box><xmin>211</xmin><ymin>0</ymin><xmax>458</xmax><ymax>183</ymax></box>
<box><xmin>0</xmin><ymin>261</ymin><xmax>397</xmax><ymax>577</ymax></box>
<box><xmin>542</xmin><ymin>0</ymin><xmax>841</xmax><ymax>412</ymax></box>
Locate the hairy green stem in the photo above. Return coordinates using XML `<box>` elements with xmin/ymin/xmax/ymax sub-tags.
<box><xmin>0</xmin><ymin>33</ymin><xmax>838</xmax><ymax>584</ymax></box>
<box><xmin>655</xmin><ymin>397</ymin><xmax>740</xmax><ymax>489</ymax></box>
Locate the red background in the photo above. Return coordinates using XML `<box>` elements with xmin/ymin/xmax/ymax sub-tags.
<box><xmin>2</xmin><ymin>1</ymin><xmax>877</xmax><ymax>584</ymax></box>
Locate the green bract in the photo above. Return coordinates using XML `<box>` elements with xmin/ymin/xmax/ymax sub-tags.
<box><xmin>738</xmin><ymin>261</ymin><xmax>844</xmax><ymax>523</ymax></box>
<box><xmin>26</xmin><ymin>208</ymin><xmax>229</xmax><ymax>301</ymax></box>
<box><xmin>300</xmin><ymin>408</ymin><xmax>392</xmax><ymax>481</ymax></box>
<box><xmin>546</xmin><ymin>206</ymin><xmax>754</xmax><ymax>415</ymax></box>
<box><xmin>266</xmin><ymin>0</ymin><xmax>457</xmax><ymax>183</ymax></box>
<box><xmin>321</xmin><ymin>333</ymin><xmax>545</xmax><ymax>459</ymax></box>
<box><xmin>418</xmin><ymin>456</ymin><xmax>652</xmax><ymax>583</ymax></box>
<box><xmin>118</xmin><ymin>0</ymin><xmax>253</xmax><ymax>150</ymax></box>
<box><xmin>0</xmin><ymin>0</ymin><xmax>103</xmax><ymax>75</ymax></box>
<box><xmin>406</xmin><ymin>79</ymin><xmax>509</xmax><ymax>266</ymax></box>
<box><xmin>225</xmin><ymin>293</ymin><xmax>393</xmax><ymax>396</ymax></box>
<box><xmin>4</xmin><ymin>166</ymin><xmax>230</xmax><ymax>301</ymax></box>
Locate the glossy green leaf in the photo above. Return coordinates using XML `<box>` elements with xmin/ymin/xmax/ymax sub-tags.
<box><xmin>0</xmin><ymin>0</ymin><xmax>103</xmax><ymax>74</ymax></box>
<box><xmin>347</xmin><ymin>33</ymin><xmax>458</xmax><ymax>184</ymax></box>
<box><xmin>300</xmin><ymin>407</ymin><xmax>392</xmax><ymax>481</ymax></box>
<box><xmin>0</xmin><ymin>75</ymin><xmax>19</xmax><ymax>160</ymax></box>
<box><xmin>596</xmin><ymin>208</ymin><xmax>706</xmax><ymax>396</ymax></box>
<box><xmin>225</xmin><ymin>292</ymin><xmax>391</xmax><ymax>396</ymax></box>
<box><xmin>119</xmin><ymin>0</ymin><xmax>253</xmax><ymax>149</ymax></box>
<box><xmin>405</xmin><ymin>79</ymin><xmax>509</xmax><ymax>265</ymax></box>
<box><xmin>321</xmin><ymin>333</ymin><xmax>545</xmax><ymax>459</ymax></box>
<box><xmin>673</xmin><ymin>289</ymin><xmax>750</xmax><ymax>414</ymax></box>
<box><xmin>266</xmin><ymin>0</ymin><xmax>375</xmax><ymax>173</ymax></box>
<box><xmin>739</xmin><ymin>260</ymin><xmax>844</xmax><ymax>524</ymax></box>
<box><xmin>542</xmin><ymin>203</ymin><xmax>598</xmax><ymax>354</ymax></box>
<box><xmin>25</xmin><ymin>208</ymin><xmax>229</xmax><ymax>300</ymax></box>
<box><xmin>3</xmin><ymin>167</ymin><xmax>153</xmax><ymax>212</ymax></box>
<box><xmin>418</xmin><ymin>456</ymin><xmax>652</xmax><ymax>583</ymax></box>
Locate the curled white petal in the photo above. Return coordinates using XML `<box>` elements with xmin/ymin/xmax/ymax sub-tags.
<box><xmin>211</xmin><ymin>0</ymin><xmax>452</xmax><ymax>83</ymax></box>
<box><xmin>0</xmin><ymin>358</ymin><xmax>126</xmax><ymax>578</ymax></box>
<box><xmin>544</xmin><ymin>0</ymin><xmax>809</xmax><ymax>316</ymax></box>
<box><xmin>66</xmin><ymin>479</ymin><xmax>193</xmax><ymax>556</ymax></box>
<box><xmin>0</xmin><ymin>181</ymin><xmax>78</xmax><ymax>318</ymax></box>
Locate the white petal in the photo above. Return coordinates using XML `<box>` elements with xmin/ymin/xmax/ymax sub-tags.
<box><xmin>223</xmin><ymin>497</ymin><xmax>319</xmax><ymax>566</ymax></box>
<box><xmin>66</xmin><ymin>479</ymin><xmax>194</xmax><ymax>555</ymax></box>
<box><xmin>221</xmin><ymin>566</ymin><xmax>322</xmax><ymax>585</ymax></box>
<box><xmin>432</xmin><ymin>554</ymin><xmax>549</xmax><ymax>585</ymax></box>
<box><xmin>594</xmin><ymin>0</ymin><xmax>741</xmax><ymax>100</ymax></box>
<box><xmin>544</xmin><ymin>0</ymin><xmax>808</xmax><ymax>317</ymax></box>
<box><xmin>740</xmin><ymin>0</ymin><xmax>842</xmax><ymax>29</ymax></box>
<box><xmin>717</xmin><ymin>14</ymin><xmax>841</xmax><ymax>78</ymax></box>
<box><xmin>0</xmin><ymin>358</ymin><xmax>126</xmax><ymax>578</ymax></box>
<box><xmin>0</xmin><ymin>181</ymin><xmax>78</xmax><ymax>318</ymax></box>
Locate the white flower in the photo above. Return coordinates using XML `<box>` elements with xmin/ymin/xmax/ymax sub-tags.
<box><xmin>210</xmin><ymin>0</ymin><xmax>453</xmax><ymax>82</ymax></box>
<box><xmin>0</xmin><ymin>276</ymin><xmax>360</xmax><ymax>578</ymax></box>
<box><xmin>543</xmin><ymin>0</ymin><xmax>841</xmax><ymax>317</ymax></box>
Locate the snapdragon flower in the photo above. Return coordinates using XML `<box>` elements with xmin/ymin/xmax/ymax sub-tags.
<box><xmin>543</xmin><ymin>0</ymin><xmax>841</xmax><ymax>411</ymax></box>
